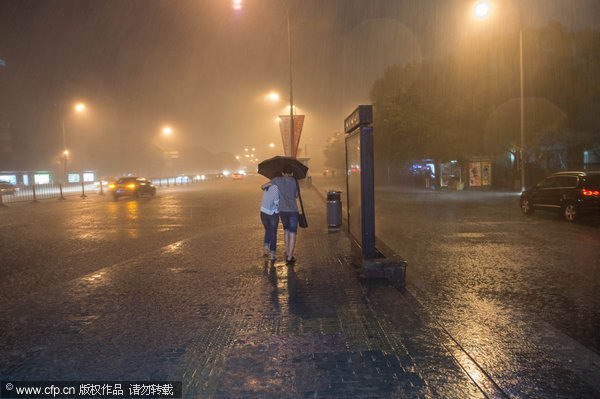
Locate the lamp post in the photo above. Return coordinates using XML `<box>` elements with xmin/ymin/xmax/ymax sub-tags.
<box><xmin>161</xmin><ymin>125</ymin><xmax>177</xmax><ymax>175</ymax></box>
<box><xmin>283</xmin><ymin>0</ymin><xmax>295</xmax><ymax>158</ymax></box>
<box><xmin>62</xmin><ymin>150</ymin><xmax>69</xmax><ymax>178</ymax></box>
<box><xmin>473</xmin><ymin>1</ymin><xmax>526</xmax><ymax>191</ymax></box>
<box><xmin>519</xmin><ymin>25</ymin><xmax>525</xmax><ymax>192</ymax></box>
<box><xmin>235</xmin><ymin>0</ymin><xmax>296</xmax><ymax>158</ymax></box>
<box><xmin>61</xmin><ymin>102</ymin><xmax>86</xmax><ymax>181</ymax></box>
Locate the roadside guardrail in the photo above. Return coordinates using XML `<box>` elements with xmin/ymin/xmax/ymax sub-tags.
<box><xmin>0</xmin><ymin>175</ymin><xmax>206</xmax><ymax>206</ymax></box>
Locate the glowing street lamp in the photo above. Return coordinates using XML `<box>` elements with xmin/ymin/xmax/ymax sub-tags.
<box><xmin>472</xmin><ymin>1</ymin><xmax>526</xmax><ymax>191</ymax></box>
<box><xmin>266</xmin><ymin>92</ymin><xmax>280</xmax><ymax>102</ymax></box>
<box><xmin>61</xmin><ymin>102</ymin><xmax>87</xmax><ymax>179</ymax></box>
<box><xmin>269</xmin><ymin>143</ymin><xmax>275</xmax><ymax>148</ymax></box>
<box><xmin>162</xmin><ymin>126</ymin><xmax>173</xmax><ymax>136</ymax></box>
<box><xmin>235</xmin><ymin>0</ymin><xmax>296</xmax><ymax>157</ymax></box>
<box><xmin>473</xmin><ymin>1</ymin><xmax>491</xmax><ymax>18</ymax></box>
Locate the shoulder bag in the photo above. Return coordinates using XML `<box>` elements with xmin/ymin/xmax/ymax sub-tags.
<box><xmin>295</xmin><ymin>179</ymin><xmax>308</xmax><ymax>228</ymax></box>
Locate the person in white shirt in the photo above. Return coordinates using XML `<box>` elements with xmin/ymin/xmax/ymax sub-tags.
<box><xmin>260</xmin><ymin>180</ymin><xmax>280</xmax><ymax>260</ymax></box>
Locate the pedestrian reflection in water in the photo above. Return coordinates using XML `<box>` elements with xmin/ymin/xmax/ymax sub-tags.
<box><xmin>265</xmin><ymin>262</ymin><xmax>297</xmax><ymax>315</ymax></box>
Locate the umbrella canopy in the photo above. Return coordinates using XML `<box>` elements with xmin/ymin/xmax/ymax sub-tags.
<box><xmin>258</xmin><ymin>156</ymin><xmax>308</xmax><ymax>180</ymax></box>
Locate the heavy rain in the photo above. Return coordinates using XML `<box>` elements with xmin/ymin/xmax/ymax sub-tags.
<box><xmin>1</xmin><ymin>0</ymin><xmax>600</xmax><ymax>398</ymax></box>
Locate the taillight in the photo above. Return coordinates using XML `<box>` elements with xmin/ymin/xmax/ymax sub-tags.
<box><xmin>582</xmin><ymin>189</ymin><xmax>600</xmax><ymax>196</ymax></box>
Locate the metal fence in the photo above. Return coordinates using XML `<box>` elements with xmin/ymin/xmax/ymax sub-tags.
<box><xmin>150</xmin><ymin>176</ymin><xmax>193</xmax><ymax>187</ymax></box>
<box><xmin>0</xmin><ymin>176</ymin><xmax>203</xmax><ymax>206</ymax></box>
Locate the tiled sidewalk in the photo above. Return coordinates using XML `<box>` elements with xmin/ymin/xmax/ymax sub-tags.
<box><xmin>173</xmin><ymin>185</ymin><xmax>489</xmax><ymax>398</ymax></box>
<box><xmin>0</xmin><ymin>179</ymin><xmax>492</xmax><ymax>397</ymax></box>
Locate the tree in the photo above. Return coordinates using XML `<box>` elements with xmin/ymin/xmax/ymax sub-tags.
<box><xmin>370</xmin><ymin>21</ymin><xmax>600</xmax><ymax>172</ymax></box>
<box><xmin>323</xmin><ymin>132</ymin><xmax>345</xmax><ymax>171</ymax></box>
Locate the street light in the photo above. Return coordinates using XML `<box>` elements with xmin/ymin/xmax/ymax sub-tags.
<box><xmin>235</xmin><ymin>0</ymin><xmax>296</xmax><ymax>158</ymax></box>
<box><xmin>62</xmin><ymin>150</ymin><xmax>70</xmax><ymax>179</ymax></box>
<box><xmin>61</xmin><ymin>102</ymin><xmax>86</xmax><ymax>179</ymax></box>
<box><xmin>266</xmin><ymin>92</ymin><xmax>280</xmax><ymax>102</ymax></box>
<box><xmin>473</xmin><ymin>1</ymin><xmax>491</xmax><ymax>18</ymax></box>
<box><xmin>473</xmin><ymin>0</ymin><xmax>526</xmax><ymax>191</ymax></box>
<box><xmin>162</xmin><ymin>126</ymin><xmax>173</xmax><ymax>136</ymax></box>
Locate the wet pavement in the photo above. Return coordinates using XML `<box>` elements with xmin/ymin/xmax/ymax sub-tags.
<box><xmin>1</xmin><ymin>177</ymin><xmax>600</xmax><ymax>397</ymax></box>
<box><xmin>314</xmin><ymin>176</ymin><xmax>600</xmax><ymax>398</ymax></box>
<box><xmin>0</xmin><ymin>179</ymin><xmax>482</xmax><ymax>398</ymax></box>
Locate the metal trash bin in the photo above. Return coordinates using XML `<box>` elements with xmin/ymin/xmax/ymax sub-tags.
<box><xmin>327</xmin><ymin>190</ymin><xmax>342</xmax><ymax>230</ymax></box>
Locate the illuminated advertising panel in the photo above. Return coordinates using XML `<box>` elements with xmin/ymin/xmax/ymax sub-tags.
<box><xmin>68</xmin><ymin>174</ymin><xmax>80</xmax><ymax>183</ymax></box>
<box><xmin>469</xmin><ymin>162</ymin><xmax>482</xmax><ymax>187</ymax></box>
<box><xmin>469</xmin><ymin>161</ymin><xmax>492</xmax><ymax>187</ymax></box>
<box><xmin>0</xmin><ymin>174</ymin><xmax>17</xmax><ymax>184</ymax></box>
<box><xmin>83</xmin><ymin>172</ymin><xmax>95</xmax><ymax>182</ymax></box>
<box><xmin>481</xmin><ymin>162</ymin><xmax>492</xmax><ymax>186</ymax></box>
<box><xmin>346</xmin><ymin>132</ymin><xmax>362</xmax><ymax>244</ymax></box>
<box><xmin>34</xmin><ymin>173</ymin><xmax>50</xmax><ymax>184</ymax></box>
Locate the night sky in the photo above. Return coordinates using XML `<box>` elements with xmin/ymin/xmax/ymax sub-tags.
<box><xmin>1</xmin><ymin>0</ymin><xmax>599</xmax><ymax>174</ymax></box>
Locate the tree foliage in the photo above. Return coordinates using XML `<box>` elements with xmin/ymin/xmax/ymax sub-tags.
<box><xmin>322</xmin><ymin>132</ymin><xmax>346</xmax><ymax>171</ymax></box>
<box><xmin>370</xmin><ymin>21</ymin><xmax>600</xmax><ymax>168</ymax></box>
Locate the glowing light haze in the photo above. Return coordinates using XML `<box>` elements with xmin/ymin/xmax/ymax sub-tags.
<box><xmin>0</xmin><ymin>0</ymin><xmax>598</xmax><ymax>174</ymax></box>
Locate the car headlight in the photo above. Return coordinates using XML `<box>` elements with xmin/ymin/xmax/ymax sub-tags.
<box><xmin>128</xmin><ymin>184</ymin><xmax>136</xmax><ymax>188</ymax></box>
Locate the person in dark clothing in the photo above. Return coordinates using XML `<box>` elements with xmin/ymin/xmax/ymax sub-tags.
<box><xmin>262</xmin><ymin>165</ymin><xmax>299</xmax><ymax>264</ymax></box>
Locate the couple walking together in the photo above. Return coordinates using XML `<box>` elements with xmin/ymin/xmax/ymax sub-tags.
<box><xmin>260</xmin><ymin>164</ymin><xmax>299</xmax><ymax>264</ymax></box>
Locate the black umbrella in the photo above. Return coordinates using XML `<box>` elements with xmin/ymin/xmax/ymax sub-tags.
<box><xmin>258</xmin><ymin>156</ymin><xmax>309</xmax><ymax>180</ymax></box>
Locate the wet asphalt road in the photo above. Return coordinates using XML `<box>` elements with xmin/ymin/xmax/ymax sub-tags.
<box><xmin>324</xmin><ymin>179</ymin><xmax>600</xmax><ymax>396</ymax></box>
<box><xmin>0</xmin><ymin>179</ymin><xmax>284</xmax><ymax>381</ymax></box>
<box><xmin>374</xmin><ymin>186</ymin><xmax>600</xmax><ymax>352</ymax></box>
<box><xmin>1</xmin><ymin>177</ymin><xmax>488</xmax><ymax>398</ymax></box>
<box><xmin>2</xmin><ymin>176</ymin><xmax>600</xmax><ymax>397</ymax></box>
<box><xmin>313</xmin><ymin>176</ymin><xmax>600</xmax><ymax>396</ymax></box>
<box><xmin>0</xmin><ymin>183</ymin><xmax>214</xmax><ymax>308</ymax></box>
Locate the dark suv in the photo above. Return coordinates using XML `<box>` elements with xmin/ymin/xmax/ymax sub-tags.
<box><xmin>520</xmin><ymin>171</ymin><xmax>600</xmax><ymax>221</ymax></box>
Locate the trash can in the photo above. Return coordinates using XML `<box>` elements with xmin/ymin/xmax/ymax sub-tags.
<box><xmin>327</xmin><ymin>190</ymin><xmax>342</xmax><ymax>230</ymax></box>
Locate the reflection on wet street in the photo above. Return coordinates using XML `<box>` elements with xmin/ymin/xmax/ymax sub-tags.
<box><xmin>0</xmin><ymin>179</ymin><xmax>484</xmax><ymax>397</ymax></box>
<box><xmin>375</xmin><ymin>186</ymin><xmax>600</xmax><ymax>396</ymax></box>
<box><xmin>266</xmin><ymin>261</ymin><xmax>297</xmax><ymax>317</ymax></box>
<box><xmin>2</xmin><ymin>178</ymin><xmax>600</xmax><ymax>397</ymax></box>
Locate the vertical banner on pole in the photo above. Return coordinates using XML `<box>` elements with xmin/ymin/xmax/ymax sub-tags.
<box><xmin>278</xmin><ymin>115</ymin><xmax>305</xmax><ymax>157</ymax></box>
